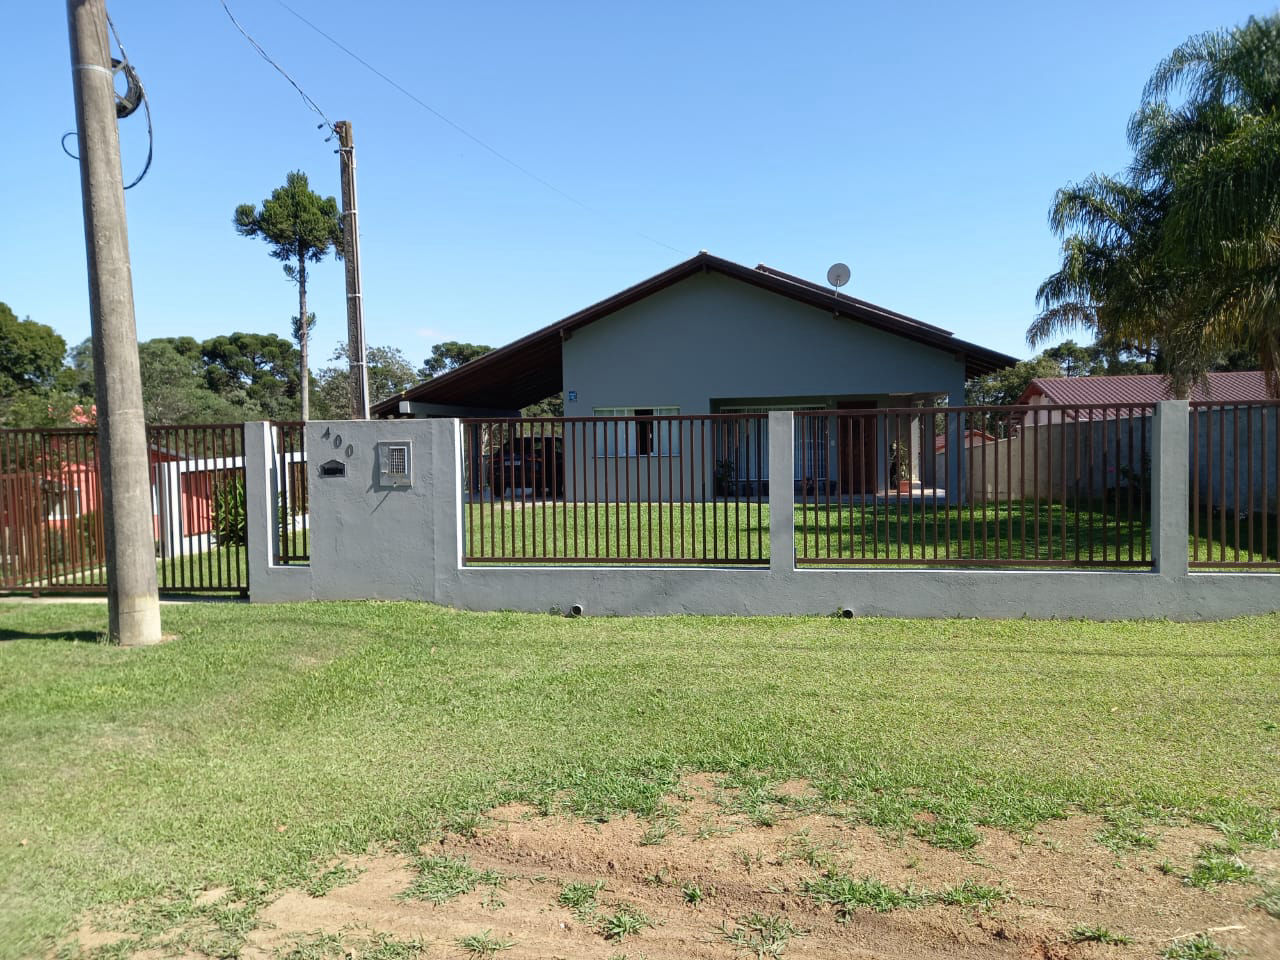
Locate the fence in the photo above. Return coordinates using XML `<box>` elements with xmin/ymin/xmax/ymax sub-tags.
<box><xmin>1190</xmin><ymin>401</ymin><xmax>1279</xmax><ymax>568</ymax></box>
<box><xmin>273</xmin><ymin>422</ymin><xmax>309</xmax><ymax>564</ymax></box>
<box><xmin>248</xmin><ymin>407</ymin><xmax>1280</xmax><ymax>619</ymax></box>
<box><xmin>793</xmin><ymin>405</ymin><xmax>1153</xmax><ymax>567</ymax></box>
<box><xmin>459</xmin><ymin>413</ymin><xmax>770</xmax><ymax>564</ymax></box>
<box><xmin>147</xmin><ymin>423</ymin><xmax>249</xmax><ymax>594</ymax></box>
<box><xmin>1</xmin><ymin>423</ymin><xmax>255</xmax><ymax>596</ymax></box>
<box><xmin>0</xmin><ymin>428</ymin><xmax>106</xmax><ymax>591</ymax></box>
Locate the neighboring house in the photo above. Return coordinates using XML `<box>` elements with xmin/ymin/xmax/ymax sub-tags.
<box><xmin>1016</xmin><ymin>371</ymin><xmax>1272</xmax><ymax>425</ymax></box>
<box><xmin>0</xmin><ymin>443</ymin><xmax>234</xmax><ymax>577</ymax></box>
<box><xmin>997</xmin><ymin>371</ymin><xmax>1275</xmax><ymax>512</ymax></box>
<box><xmin>374</xmin><ymin>252</ymin><xmax>1015</xmax><ymax>496</ymax></box>
<box><xmin>935</xmin><ymin>429</ymin><xmax>996</xmax><ymax>452</ymax></box>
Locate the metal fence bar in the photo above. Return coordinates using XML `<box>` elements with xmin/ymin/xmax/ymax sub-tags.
<box><xmin>458</xmin><ymin>413</ymin><xmax>768</xmax><ymax>566</ymax></box>
<box><xmin>1188</xmin><ymin>400</ymin><xmax>1279</xmax><ymax>569</ymax></box>
<box><xmin>788</xmin><ymin>404</ymin><xmax>1156</xmax><ymax>569</ymax></box>
<box><xmin>0</xmin><ymin>423</ymin><xmax>249</xmax><ymax>596</ymax></box>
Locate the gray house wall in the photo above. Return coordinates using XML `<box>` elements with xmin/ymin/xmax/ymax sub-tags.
<box><xmin>561</xmin><ymin>271</ymin><xmax>967</xmax><ymax>416</ymax></box>
<box><xmin>556</xmin><ymin>272</ymin><xmax>968</xmax><ymax>501</ymax></box>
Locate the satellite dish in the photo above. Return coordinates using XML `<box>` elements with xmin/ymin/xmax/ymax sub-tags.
<box><xmin>827</xmin><ymin>262</ymin><xmax>851</xmax><ymax>289</ymax></box>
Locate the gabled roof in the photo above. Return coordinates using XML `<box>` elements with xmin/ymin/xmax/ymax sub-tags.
<box><xmin>1017</xmin><ymin>371</ymin><xmax>1273</xmax><ymax>407</ymax></box>
<box><xmin>373</xmin><ymin>252</ymin><xmax>1018</xmax><ymax>416</ymax></box>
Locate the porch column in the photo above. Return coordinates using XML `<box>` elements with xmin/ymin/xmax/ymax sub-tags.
<box><xmin>768</xmin><ymin>411</ymin><xmax>795</xmax><ymax>574</ymax></box>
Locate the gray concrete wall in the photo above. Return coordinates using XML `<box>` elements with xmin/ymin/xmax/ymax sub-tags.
<box><xmin>949</xmin><ymin>417</ymin><xmax>1153</xmax><ymax>502</ymax></box>
<box><xmin>245</xmin><ymin>408</ymin><xmax>1280</xmax><ymax>620</ymax></box>
<box><xmin>1192</xmin><ymin>406</ymin><xmax>1278</xmax><ymax>514</ymax></box>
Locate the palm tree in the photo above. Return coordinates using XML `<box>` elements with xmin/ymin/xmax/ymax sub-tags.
<box><xmin>1030</xmin><ymin>174</ymin><xmax>1213</xmax><ymax>397</ymax></box>
<box><xmin>1139</xmin><ymin>15</ymin><xmax>1280</xmax><ymax>392</ymax></box>
<box><xmin>1032</xmin><ymin>14</ymin><xmax>1280</xmax><ymax>394</ymax></box>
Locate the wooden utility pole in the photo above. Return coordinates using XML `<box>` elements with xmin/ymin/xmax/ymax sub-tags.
<box><xmin>66</xmin><ymin>0</ymin><xmax>161</xmax><ymax>645</ymax></box>
<box><xmin>336</xmin><ymin>121</ymin><xmax>369</xmax><ymax>419</ymax></box>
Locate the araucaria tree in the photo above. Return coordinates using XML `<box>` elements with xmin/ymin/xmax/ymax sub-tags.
<box><xmin>235</xmin><ymin>171</ymin><xmax>341</xmax><ymax>419</ymax></box>
<box><xmin>1032</xmin><ymin>14</ymin><xmax>1280</xmax><ymax>395</ymax></box>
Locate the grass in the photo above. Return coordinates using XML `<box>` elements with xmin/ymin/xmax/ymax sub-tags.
<box><xmin>462</xmin><ymin>498</ymin><xmax>1161</xmax><ymax>566</ymax></box>
<box><xmin>462</xmin><ymin>496</ymin><xmax>1278</xmax><ymax>569</ymax></box>
<box><xmin>719</xmin><ymin>912</ymin><xmax>806</xmax><ymax>958</ymax></box>
<box><xmin>1070</xmin><ymin>925</ymin><xmax>1133</xmax><ymax>945</ymax></box>
<box><xmin>801</xmin><ymin>874</ymin><xmax>927</xmax><ymax>916</ymax></box>
<box><xmin>304</xmin><ymin>862</ymin><xmax>363</xmax><ymax>898</ymax></box>
<box><xmin>1184</xmin><ymin>846</ymin><xmax>1254</xmax><ymax>888</ymax></box>
<box><xmin>800</xmin><ymin>871</ymin><xmax>1005</xmax><ymax>919</ymax></box>
<box><xmin>154</xmin><ymin>542</ymin><xmax>249</xmax><ymax>595</ymax></box>
<box><xmin>556</xmin><ymin>881</ymin><xmax>603</xmax><ymax>919</ymax></box>
<box><xmin>681</xmin><ymin>882</ymin><xmax>708</xmax><ymax>905</ymax></box>
<box><xmin>399</xmin><ymin>855</ymin><xmax>502</xmax><ymax>905</ymax></box>
<box><xmin>596</xmin><ymin>903</ymin><xmax>653</xmax><ymax>941</ymax></box>
<box><xmin>455</xmin><ymin>930</ymin><xmax>514</xmax><ymax>958</ymax></box>
<box><xmin>1252</xmin><ymin>882</ymin><xmax>1280</xmax><ymax>919</ymax></box>
<box><xmin>2</xmin><ymin>602</ymin><xmax>1279</xmax><ymax>959</ymax></box>
<box><xmin>1096</xmin><ymin>815</ymin><xmax>1158</xmax><ymax>854</ymax></box>
<box><xmin>1163</xmin><ymin>934</ymin><xmax>1233</xmax><ymax>959</ymax></box>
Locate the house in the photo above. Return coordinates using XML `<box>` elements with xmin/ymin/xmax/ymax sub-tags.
<box><xmin>373</xmin><ymin>252</ymin><xmax>1015</xmax><ymax>497</ymax></box>
<box><xmin>1016</xmin><ymin>371</ymin><xmax>1272</xmax><ymax>424</ymax></box>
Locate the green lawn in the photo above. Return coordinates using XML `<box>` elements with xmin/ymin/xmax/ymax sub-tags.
<box><xmin>464</xmin><ymin>499</ymin><xmax>1155</xmax><ymax>565</ymax></box>
<box><xmin>464</xmin><ymin>501</ymin><xmax>768</xmax><ymax>562</ymax></box>
<box><xmin>465</xmin><ymin>498</ymin><xmax>1280</xmax><ymax>568</ymax></box>
<box><xmin>155</xmin><ymin>542</ymin><xmax>249</xmax><ymax>594</ymax></box>
<box><xmin>1</xmin><ymin>602</ymin><xmax>1278</xmax><ymax>958</ymax></box>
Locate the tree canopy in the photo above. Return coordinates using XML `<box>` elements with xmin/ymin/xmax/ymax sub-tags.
<box><xmin>235</xmin><ymin>171</ymin><xmax>341</xmax><ymax>419</ymax></box>
<box><xmin>418</xmin><ymin>341</ymin><xmax>493</xmax><ymax>380</ymax></box>
<box><xmin>1031</xmin><ymin>14</ymin><xmax>1280</xmax><ymax>395</ymax></box>
<box><xmin>312</xmin><ymin>344</ymin><xmax>419</xmax><ymax>420</ymax></box>
<box><xmin>0</xmin><ymin>302</ymin><xmax>67</xmax><ymax>397</ymax></box>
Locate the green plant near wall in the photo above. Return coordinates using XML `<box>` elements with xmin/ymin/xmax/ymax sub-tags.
<box><xmin>213</xmin><ymin>476</ymin><xmax>247</xmax><ymax>547</ymax></box>
<box><xmin>47</xmin><ymin>509</ymin><xmax>101</xmax><ymax>568</ymax></box>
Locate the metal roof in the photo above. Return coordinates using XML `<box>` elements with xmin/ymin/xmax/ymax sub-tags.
<box><xmin>373</xmin><ymin>252</ymin><xmax>1018</xmax><ymax>416</ymax></box>
<box><xmin>1018</xmin><ymin>371</ymin><xmax>1274</xmax><ymax>407</ymax></box>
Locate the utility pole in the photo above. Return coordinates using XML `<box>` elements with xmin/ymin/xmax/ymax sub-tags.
<box><xmin>336</xmin><ymin>121</ymin><xmax>369</xmax><ymax>419</ymax></box>
<box><xmin>66</xmin><ymin>0</ymin><xmax>161</xmax><ymax>645</ymax></box>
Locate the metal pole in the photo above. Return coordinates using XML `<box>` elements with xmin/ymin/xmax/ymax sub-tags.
<box><xmin>66</xmin><ymin>0</ymin><xmax>161</xmax><ymax>644</ymax></box>
<box><xmin>336</xmin><ymin>120</ymin><xmax>369</xmax><ymax>419</ymax></box>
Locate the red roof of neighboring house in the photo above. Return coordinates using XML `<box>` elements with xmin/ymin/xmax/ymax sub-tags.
<box><xmin>1016</xmin><ymin>371</ymin><xmax>1273</xmax><ymax>408</ymax></box>
<box><xmin>934</xmin><ymin>429</ymin><xmax>996</xmax><ymax>451</ymax></box>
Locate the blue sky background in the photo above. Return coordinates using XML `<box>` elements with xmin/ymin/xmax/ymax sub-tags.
<box><xmin>6</xmin><ymin>1</ymin><xmax>1268</xmax><ymax>372</ymax></box>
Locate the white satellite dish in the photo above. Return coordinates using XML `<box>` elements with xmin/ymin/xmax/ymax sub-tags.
<box><xmin>827</xmin><ymin>262</ymin><xmax>851</xmax><ymax>289</ymax></box>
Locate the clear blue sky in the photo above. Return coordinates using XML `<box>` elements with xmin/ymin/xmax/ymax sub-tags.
<box><xmin>6</xmin><ymin>1</ymin><xmax>1267</xmax><ymax>371</ymax></box>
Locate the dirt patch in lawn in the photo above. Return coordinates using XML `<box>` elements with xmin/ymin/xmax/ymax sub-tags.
<box><xmin>67</xmin><ymin>774</ymin><xmax>1280</xmax><ymax>959</ymax></box>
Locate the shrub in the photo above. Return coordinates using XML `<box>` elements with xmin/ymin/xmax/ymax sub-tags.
<box><xmin>213</xmin><ymin>475</ymin><xmax>247</xmax><ymax>547</ymax></box>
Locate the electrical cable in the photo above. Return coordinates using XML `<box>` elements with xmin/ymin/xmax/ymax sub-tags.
<box><xmin>272</xmin><ymin>0</ymin><xmax>686</xmax><ymax>256</ymax></box>
<box><xmin>219</xmin><ymin>0</ymin><xmax>335</xmax><ymax>134</ymax></box>
<box><xmin>62</xmin><ymin>10</ymin><xmax>154</xmax><ymax>188</ymax></box>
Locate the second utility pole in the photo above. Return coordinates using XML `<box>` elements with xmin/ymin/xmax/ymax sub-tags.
<box><xmin>336</xmin><ymin>121</ymin><xmax>369</xmax><ymax>419</ymax></box>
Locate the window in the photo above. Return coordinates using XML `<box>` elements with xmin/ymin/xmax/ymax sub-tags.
<box><xmin>592</xmin><ymin>406</ymin><xmax>680</xmax><ymax>456</ymax></box>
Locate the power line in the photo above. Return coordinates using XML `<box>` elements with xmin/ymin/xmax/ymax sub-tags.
<box><xmin>62</xmin><ymin>10</ymin><xmax>154</xmax><ymax>189</ymax></box>
<box><xmin>105</xmin><ymin>11</ymin><xmax>154</xmax><ymax>189</ymax></box>
<box><xmin>219</xmin><ymin>0</ymin><xmax>335</xmax><ymax>134</ymax></box>
<box><xmin>272</xmin><ymin>0</ymin><xmax>686</xmax><ymax>256</ymax></box>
